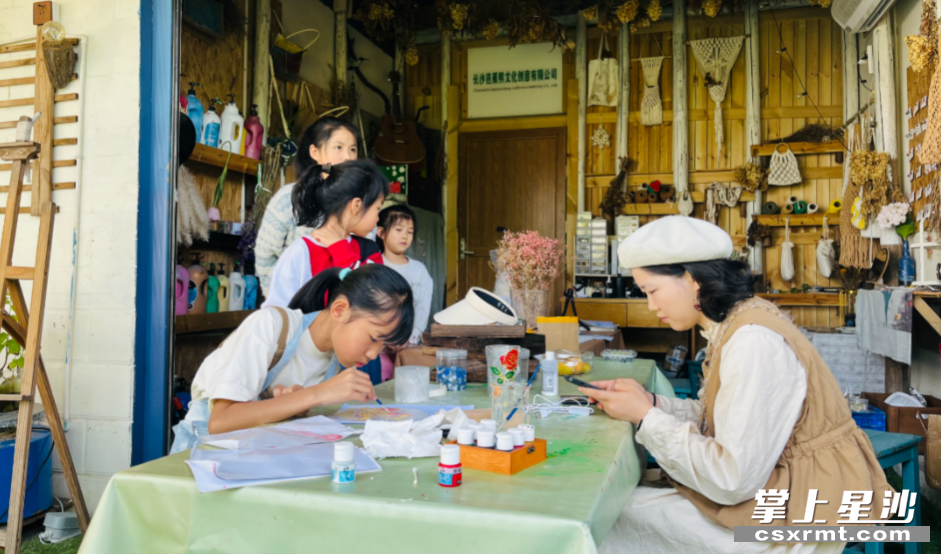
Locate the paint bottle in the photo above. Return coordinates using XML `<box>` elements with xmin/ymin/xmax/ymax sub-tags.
<box><xmin>519</xmin><ymin>424</ymin><xmax>535</xmax><ymax>442</ymax></box>
<box><xmin>229</xmin><ymin>261</ymin><xmax>246</xmax><ymax>311</ymax></box>
<box><xmin>332</xmin><ymin>442</ymin><xmax>356</xmax><ymax>484</ymax></box>
<box><xmin>219</xmin><ymin>94</ymin><xmax>244</xmax><ymax>154</ymax></box>
<box><xmin>476</xmin><ymin>430</ymin><xmax>495</xmax><ymax>449</ymax></box>
<box><xmin>175</xmin><ymin>258</ymin><xmax>190</xmax><ymax>315</ymax></box>
<box><xmin>216</xmin><ymin>263</ymin><xmax>230</xmax><ymax>312</ymax></box>
<box><xmin>509</xmin><ymin>428</ymin><xmax>526</xmax><ymax>447</ymax></box>
<box><xmin>243</xmin><ymin>275</ymin><xmax>259</xmax><ymax>310</ymax></box>
<box><xmin>542</xmin><ymin>351</ymin><xmax>559</xmax><ymax>397</ymax></box>
<box><xmin>457</xmin><ymin>428</ymin><xmax>475</xmax><ymax>446</ymax></box>
<box><xmin>187</xmin><ymin>253</ymin><xmax>208</xmax><ymax>315</ymax></box>
<box><xmin>479</xmin><ymin>419</ymin><xmax>497</xmax><ymax>434</ymax></box>
<box><xmin>206</xmin><ymin>263</ymin><xmax>220</xmax><ymax>313</ymax></box>
<box><xmin>201</xmin><ymin>99</ymin><xmax>221</xmax><ymax>148</ymax></box>
<box><xmin>185</xmin><ymin>82</ymin><xmax>203</xmax><ymax>142</ymax></box>
<box><xmin>495</xmin><ymin>432</ymin><xmax>515</xmax><ymax>452</ymax></box>
<box><xmin>244</xmin><ymin>105</ymin><xmax>265</xmax><ymax>160</ymax></box>
<box><xmin>438</xmin><ymin>444</ymin><xmax>462</xmax><ymax>488</ymax></box>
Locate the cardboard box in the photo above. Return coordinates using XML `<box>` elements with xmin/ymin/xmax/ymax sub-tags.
<box><xmin>536</xmin><ymin>316</ymin><xmax>580</xmax><ymax>352</ymax></box>
<box><xmin>863</xmin><ymin>392</ymin><xmax>941</xmax><ymax>454</ymax></box>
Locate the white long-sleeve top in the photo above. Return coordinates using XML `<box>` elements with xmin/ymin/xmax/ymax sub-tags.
<box><xmin>637</xmin><ymin>324</ymin><xmax>807</xmax><ymax>505</ymax></box>
<box><xmin>254</xmin><ymin>183</ymin><xmax>313</xmax><ymax>296</ymax></box>
<box><xmin>383</xmin><ymin>256</ymin><xmax>434</xmax><ymax>344</ymax></box>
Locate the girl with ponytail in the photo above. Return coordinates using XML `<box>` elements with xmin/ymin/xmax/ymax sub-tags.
<box><xmin>170</xmin><ymin>265</ymin><xmax>414</xmax><ymax>453</ymax></box>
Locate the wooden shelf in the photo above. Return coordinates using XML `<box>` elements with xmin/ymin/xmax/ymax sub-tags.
<box><xmin>754</xmin><ymin>213</ymin><xmax>834</xmax><ymax>227</ymax></box>
<box><xmin>188</xmin><ymin>231</ymin><xmax>242</xmax><ymax>252</ymax></box>
<box><xmin>750</xmin><ymin>141</ymin><xmax>845</xmax><ymax>157</ymax></box>
<box><xmin>621</xmin><ymin>190</ymin><xmax>757</xmax><ymax>215</ymax></box>
<box><xmin>187</xmin><ymin>143</ymin><xmax>259</xmax><ymax>176</ymax></box>
<box><xmin>175</xmin><ymin>310</ymin><xmax>256</xmax><ymax>334</ymax></box>
<box><xmin>757</xmin><ymin>293</ymin><xmax>841</xmax><ymax>307</ymax></box>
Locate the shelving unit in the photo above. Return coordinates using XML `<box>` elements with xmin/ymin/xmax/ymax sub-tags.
<box><xmin>750</xmin><ymin>141</ymin><xmax>845</xmax><ymax>157</ymax></box>
<box><xmin>757</xmin><ymin>293</ymin><xmax>841</xmax><ymax>307</ymax></box>
<box><xmin>175</xmin><ymin>310</ymin><xmax>257</xmax><ymax>334</ymax></box>
<box><xmin>621</xmin><ymin>191</ymin><xmax>757</xmax><ymax>215</ymax></box>
<box><xmin>188</xmin><ymin>143</ymin><xmax>260</xmax><ymax>176</ymax></box>
<box><xmin>754</xmin><ymin>213</ymin><xmax>834</xmax><ymax>227</ymax></box>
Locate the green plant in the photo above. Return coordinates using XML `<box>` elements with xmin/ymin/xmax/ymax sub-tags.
<box><xmin>0</xmin><ymin>295</ymin><xmax>24</xmax><ymax>413</ymax></box>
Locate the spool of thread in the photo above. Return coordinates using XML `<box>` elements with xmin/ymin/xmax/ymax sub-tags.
<box><xmin>495</xmin><ymin>432</ymin><xmax>515</xmax><ymax>451</ymax></box>
<box><xmin>647</xmin><ymin>191</ymin><xmax>658</xmax><ymax>203</ymax></box>
<box><xmin>807</xmin><ymin>203</ymin><xmax>819</xmax><ymax>214</ymax></box>
<box><xmin>519</xmin><ymin>424</ymin><xmax>535</xmax><ymax>442</ymax></box>
<box><xmin>783</xmin><ymin>203</ymin><xmax>795</xmax><ymax>215</ymax></box>
<box><xmin>635</xmin><ymin>190</ymin><xmax>648</xmax><ymax>203</ymax></box>
<box><xmin>788</xmin><ymin>196</ymin><xmax>798</xmax><ymax>206</ymax></box>
<box><xmin>826</xmin><ymin>200</ymin><xmax>842</xmax><ymax>215</ymax></box>
<box><xmin>762</xmin><ymin>202</ymin><xmax>780</xmax><ymax>215</ymax></box>
<box><xmin>509</xmin><ymin>428</ymin><xmax>526</xmax><ymax>446</ymax></box>
<box><xmin>659</xmin><ymin>184</ymin><xmax>674</xmax><ymax>202</ymax></box>
<box><xmin>476</xmin><ymin>430</ymin><xmax>496</xmax><ymax>448</ymax></box>
<box><xmin>793</xmin><ymin>201</ymin><xmax>808</xmax><ymax>214</ymax></box>
<box><xmin>626</xmin><ymin>190</ymin><xmax>635</xmax><ymax>202</ymax></box>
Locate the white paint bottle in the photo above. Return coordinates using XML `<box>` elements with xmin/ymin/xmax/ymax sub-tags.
<box><xmin>332</xmin><ymin>442</ymin><xmax>356</xmax><ymax>484</ymax></box>
<box><xmin>542</xmin><ymin>351</ymin><xmax>559</xmax><ymax>397</ymax></box>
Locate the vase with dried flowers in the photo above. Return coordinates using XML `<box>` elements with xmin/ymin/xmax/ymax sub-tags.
<box><xmin>878</xmin><ymin>202</ymin><xmax>916</xmax><ymax>285</ymax></box>
<box><xmin>492</xmin><ymin>230</ymin><xmax>564</xmax><ymax>329</ymax></box>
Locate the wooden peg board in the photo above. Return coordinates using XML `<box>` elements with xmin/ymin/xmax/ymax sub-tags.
<box><xmin>907</xmin><ymin>59</ymin><xmax>938</xmax><ymax>224</ymax></box>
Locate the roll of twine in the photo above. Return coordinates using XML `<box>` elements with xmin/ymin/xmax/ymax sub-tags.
<box><xmin>659</xmin><ymin>184</ymin><xmax>674</xmax><ymax>202</ymax></box>
<box><xmin>827</xmin><ymin>199</ymin><xmax>842</xmax><ymax>214</ymax></box>
<box><xmin>647</xmin><ymin>191</ymin><xmax>658</xmax><ymax>203</ymax></box>
<box><xmin>784</xmin><ymin>203</ymin><xmax>795</xmax><ymax>215</ymax></box>
<box><xmin>762</xmin><ymin>202</ymin><xmax>780</xmax><ymax>215</ymax></box>
<box><xmin>807</xmin><ymin>203</ymin><xmax>819</xmax><ymax>214</ymax></box>
<box><xmin>788</xmin><ymin>196</ymin><xmax>798</xmax><ymax>205</ymax></box>
<box><xmin>793</xmin><ymin>201</ymin><xmax>808</xmax><ymax>214</ymax></box>
<box><xmin>636</xmin><ymin>190</ymin><xmax>648</xmax><ymax>203</ymax></box>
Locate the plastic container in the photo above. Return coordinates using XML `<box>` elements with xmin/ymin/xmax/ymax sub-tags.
<box><xmin>851</xmin><ymin>405</ymin><xmax>887</xmax><ymax>431</ymax></box>
<box><xmin>394</xmin><ymin>365</ymin><xmax>430</xmax><ymax>403</ymax></box>
<box><xmin>436</xmin><ymin>349</ymin><xmax>467</xmax><ymax>391</ymax></box>
<box><xmin>495</xmin><ymin>432</ymin><xmax>515</xmax><ymax>451</ymax></box>
<box><xmin>243</xmin><ymin>275</ymin><xmax>258</xmax><ymax>310</ymax></box>
<box><xmin>509</xmin><ymin>428</ymin><xmax>525</xmax><ymax>446</ymax></box>
<box><xmin>216</xmin><ymin>263</ymin><xmax>230</xmax><ymax>312</ymax></box>
<box><xmin>185</xmin><ymin>83</ymin><xmax>203</xmax><ymax>143</ymax></box>
<box><xmin>206</xmin><ymin>263</ymin><xmax>220</xmax><ymax>314</ymax></box>
<box><xmin>244</xmin><ymin>105</ymin><xmax>265</xmax><ymax>160</ymax></box>
<box><xmin>519</xmin><ymin>424</ymin><xmax>535</xmax><ymax>442</ymax></box>
<box><xmin>438</xmin><ymin>444</ymin><xmax>462</xmax><ymax>487</ymax></box>
<box><xmin>479</xmin><ymin>419</ymin><xmax>497</xmax><ymax>433</ymax></box>
<box><xmin>175</xmin><ymin>264</ymin><xmax>190</xmax><ymax>315</ymax></box>
<box><xmin>332</xmin><ymin>442</ymin><xmax>356</xmax><ymax>483</ymax></box>
<box><xmin>0</xmin><ymin>428</ymin><xmax>53</xmax><ymax>523</ymax></box>
<box><xmin>187</xmin><ymin>253</ymin><xmax>208</xmax><ymax>314</ymax></box>
<box><xmin>476</xmin><ymin>430</ymin><xmax>495</xmax><ymax>448</ymax></box>
<box><xmin>601</xmin><ymin>349</ymin><xmax>638</xmax><ymax>363</ymax></box>
<box><xmin>229</xmin><ymin>262</ymin><xmax>246</xmax><ymax>311</ymax></box>
<box><xmin>542</xmin><ymin>351</ymin><xmax>559</xmax><ymax>397</ymax></box>
<box><xmin>457</xmin><ymin>428</ymin><xmax>476</xmax><ymax>446</ymax></box>
<box><xmin>200</xmin><ymin>99</ymin><xmax>221</xmax><ymax>147</ymax></box>
<box><xmin>219</xmin><ymin>95</ymin><xmax>244</xmax><ymax>154</ymax></box>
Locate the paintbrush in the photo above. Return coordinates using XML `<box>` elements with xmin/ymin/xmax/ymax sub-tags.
<box><xmin>375</xmin><ymin>397</ymin><xmax>392</xmax><ymax>414</ymax></box>
<box><xmin>497</xmin><ymin>363</ymin><xmax>542</xmax><ymax>431</ymax></box>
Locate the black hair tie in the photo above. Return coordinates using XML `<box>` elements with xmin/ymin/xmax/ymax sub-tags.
<box><xmin>321</xmin><ymin>163</ymin><xmax>333</xmax><ymax>175</ymax></box>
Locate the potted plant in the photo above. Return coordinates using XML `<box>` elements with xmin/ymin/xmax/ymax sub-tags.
<box><xmin>492</xmin><ymin>231</ymin><xmax>565</xmax><ymax>329</ymax></box>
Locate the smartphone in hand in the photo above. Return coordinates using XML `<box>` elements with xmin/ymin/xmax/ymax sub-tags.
<box><xmin>563</xmin><ymin>375</ymin><xmax>604</xmax><ymax>390</ymax></box>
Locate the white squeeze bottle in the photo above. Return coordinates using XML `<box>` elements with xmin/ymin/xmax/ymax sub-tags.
<box><xmin>229</xmin><ymin>261</ymin><xmax>246</xmax><ymax>311</ymax></box>
<box><xmin>542</xmin><ymin>351</ymin><xmax>559</xmax><ymax>397</ymax></box>
<box><xmin>201</xmin><ymin>98</ymin><xmax>221</xmax><ymax>147</ymax></box>
<box><xmin>219</xmin><ymin>94</ymin><xmax>244</xmax><ymax>154</ymax></box>
<box><xmin>216</xmin><ymin>263</ymin><xmax>230</xmax><ymax>312</ymax></box>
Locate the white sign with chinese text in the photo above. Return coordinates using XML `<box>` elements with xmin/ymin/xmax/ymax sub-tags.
<box><xmin>467</xmin><ymin>43</ymin><xmax>564</xmax><ymax>119</ymax></box>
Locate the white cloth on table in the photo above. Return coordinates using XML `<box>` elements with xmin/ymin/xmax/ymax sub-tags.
<box><xmin>383</xmin><ymin>255</ymin><xmax>434</xmax><ymax>345</ymax></box>
<box><xmin>190</xmin><ymin>308</ymin><xmax>334</xmax><ymax>406</ymax></box>
<box><xmin>600</xmin><ymin>324</ymin><xmax>840</xmax><ymax>553</ymax></box>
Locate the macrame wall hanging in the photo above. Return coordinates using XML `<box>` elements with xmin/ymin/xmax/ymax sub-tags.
<box><xmin>703</xmin><ymin>182</ymin><xmax>743</xmax><ymax>224</ymax></box>
<box><xmin>640</xmin><ymin>56</ymin><xmax>664</xmax><ymax>126</ymax></box>
<box><xmin>592</xmin><ymin>127</ymin><xmax>611</xmax><ymax>149</ymax></box>
<box><xmin>689</xmin><ymin>36</ymin><xmax>745</xmax><ymax>163</ymax></box>
<box><xmin>768</xmin><ymin>143</ymin><xmax>802</xmax><ymax>185</ymax></box>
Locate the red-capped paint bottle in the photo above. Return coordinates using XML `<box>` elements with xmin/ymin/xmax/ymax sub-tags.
<box><xmin>438</xmin><ymin>444</ymin><xmax>462</xmax><ymax>487</ymax></box>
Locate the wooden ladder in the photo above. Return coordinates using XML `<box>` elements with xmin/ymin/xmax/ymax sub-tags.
<box><xmin>0</xmin><ymin>141</ymin><xmax>88</xmax><ymax>553</ymax></box>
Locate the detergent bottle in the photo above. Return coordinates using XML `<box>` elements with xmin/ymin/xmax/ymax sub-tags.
<box><xmin>244</xmin><ymin>274</ymin><xmax>259</xmax><ymax>310</ymax></box>
<box><xmin>175</xmin><ymin>257</ymin><xmax>190</xmax><ymax>315</ymax></box>
<box><xmin>185</xmin><ymin>82</ymin><xmax>203</xmax><ymax>141</ymax></box>
<box><xmin>219</xmin><ymin>94</ymin><xmax>244</xmax><ymax>154</ymax></box>
<box><xmin>229</xmin><ymin>261</ymin><xmax>246</xmax><ymax>311</ymax></box>
<box><xmin>206</xmin><ymin>263</ymin><xmax>220</xmax><ymax>313</ymax></box>
<box><xmin>201</xmin><ymin>99</ymin><xmax>221</xmax><ymax>148</ymax></box>
<box><xmin>217</xmin><ymin>263</ymin><xmax>231</xmax><ymax>312</ymax></box>
<box><xmin>244</xmin><ymin>105</ymin><xmax>265</xmax><ymax>160</ymax></box>
<box><xmin>187</xmin><ymin>253</ymin><xmax>208</xmax><ymax>314</ymax></box>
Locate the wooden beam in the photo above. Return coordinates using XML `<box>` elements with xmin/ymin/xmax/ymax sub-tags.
<box><xmin>566</xmin><ymin>79</ymin><xmax>579</xmax><ymax>289</ymax></box>
<box><xmin>758</xmin><ymin>293</ymin><xmax>841</xmax><ymax>307</ymax></box>
<box><xmin>253</xmin><ymin>0</ymin><xmax>271</xmax><ymax>128</ymax></box>
<box><xmin>844</xmin><ymin>30</ymin><xmax>860</xmax><ymax>123</ymax></box>
<box><xmin>0</xmin><ymin>59</ymin><xmax>36</xmax><ymax>70</ymax></box>
<box><xmin>673</xmin><ymin>0</ymin><xmax>689</xmax><ymax>209</ymax></box>
<box><xmin>0</xmin><ymin>94</ymin><xmax>79</xmax><ymax>110</ymax></box>
<box><xmin>576</xmin><ymin>13</ymin><xmax>587</xmax><ymax>212</ymax></box>
<box><xmin>53</xmin><ymin>138</ymin><xmax>77</xmax><ymax>147</ymax></box>
<box><xmin>0</xmin><ymin>182</ymin><xmax>75</xmax><ymax>193</ymax></box>
<box><xmin>0</xmin><ymin>159</ymin><xmax>76</xmax><ymax>172</ymax></box>
<box><xmin>445</xmin><ymin>85</ymin><xmax>460</xmax><ymax>307</ymax></box>
<box><xmin>914</xmin><ymin>296</ymin><xmax>941</xmax><ymax>337</ymax></box>
<box><xmin>33</xmin><ymin>28</ymin><xmax>54</xmax><ymax>216</ymax></box>
<box><xmin>458</xmin><ymin>115</ymin><xmax>567</xmax><ymax>133</ymax></box>
<box><xmin>751</xmin><ymin>141</ymin><xmax>845</xmax><ymax>157</ymax></box>
<box><xmin>0</xmin><ymin>77</ymin><xmax>35</xmax><ymax>88</ymax></box>
<box><xmin>874</xmin><ymin>14</ymin><xmax>899</xmax><ymax>182</ymax></box>
<box><xmin>174</xmin><ymin>310</ymin><xmax>256</xmax><ymax>334</ymax></box>
<box><xmin>744</xmin><ymin>0</ymin><xmax>762</xmax><ymax>273</ymax></box>
<box><xmin>617</xmin><ymin>24</ymin><xmax>630</xmax><ymax>161</ymax></box>
<box><xmin>754</xmin><ymin>214</ymin><xmax>833</xmax><ymax>227</ymax></box>
<box><xmin>334</xmin><ymin>0</ymin><xmax>348</xmax><ymax>90</ymax></box>
<box><xmin>0</xmin><ymin>38</ymin><xmax>78</xmax><ymax>55</ymax></box>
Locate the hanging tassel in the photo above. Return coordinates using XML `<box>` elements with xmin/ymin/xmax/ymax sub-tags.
<box><xmin>840</xmin><ymin>181</ymin><xmax>870</xmax><ymax>268</ymax></box>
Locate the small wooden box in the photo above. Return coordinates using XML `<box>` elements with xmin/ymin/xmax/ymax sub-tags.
<box><xmin>863</xmin><ymin>392</ymin><xmax>941</xmax><ymax>454</ymax></box>
<box><xmin>452</xmin><ymin>439</ymin><xmax>547</xmax><ymax>475</ymax></box>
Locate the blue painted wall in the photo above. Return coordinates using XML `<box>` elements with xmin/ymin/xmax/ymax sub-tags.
<box><xmin>134</xmin><ymin>0</ymin><xmax>176</xmax><ymax>464</ymax></box>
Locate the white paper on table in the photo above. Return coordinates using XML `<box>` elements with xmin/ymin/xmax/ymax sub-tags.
<box><xmin>578</xmin><ymin>334</ymin><xmax>616</xmax><ymax>343</ymax></box>
<box><xmin>360</xmin><ymin>409</ymin><xmax>451</xmax><ymax>459</ymax></box>
<box><xmin>582</xmin><ymin>320</ymin><xmax>618</xmax><ymax>328</ymax></box>
<box><xmin>201</xmin><ymin>416</ymin><xmax>358</xmax><ymax>450</ymax></box>
<box><xmin>186</xmin><ymin>442</ymin><xmax>381</xmax><ymax>493</ymax></box>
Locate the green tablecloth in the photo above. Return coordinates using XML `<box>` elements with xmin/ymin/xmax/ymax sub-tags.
<box><xmin>79</xmin><ymin>360</ymin><xmax>673</xmax><ymax>554</ymax></box>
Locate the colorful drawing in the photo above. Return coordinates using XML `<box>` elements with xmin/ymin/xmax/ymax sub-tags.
<box><xmin>331</xmin><ymin>406</ymin><xmax>426</xmax><ymax>423</ymax></box>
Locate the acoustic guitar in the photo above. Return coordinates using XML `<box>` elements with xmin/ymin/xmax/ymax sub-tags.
<box><xmin>374</xmin><ymin>71</ymin><xmax>425</xmax><ymax>171</ymax></box>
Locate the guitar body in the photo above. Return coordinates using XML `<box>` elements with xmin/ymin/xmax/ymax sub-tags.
<box><xmin>375</xmin><ymin>115</ymin><xmax>425</xmax><ymax>170</ymax></box>
<box><xmin>373</xmin><ymin>71</ymin><xmax>425</xmax><ymax>171</ymax></box>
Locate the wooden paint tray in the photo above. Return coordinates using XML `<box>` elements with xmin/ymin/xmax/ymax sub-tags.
<box><xmin>450</xmin><ymin>439</ymin><xmax>547</xmax><ymax>475</ymax></box>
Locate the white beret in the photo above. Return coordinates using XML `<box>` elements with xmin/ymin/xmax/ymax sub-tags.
<box><xmin>617</xmin><ymin>216</ymin><xmax>733</xmax><ymax>269</ymax></box>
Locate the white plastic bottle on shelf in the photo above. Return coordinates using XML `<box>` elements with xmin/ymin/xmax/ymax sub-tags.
<box><xmin>229</xmin><ymin>261</ymin><xmax>246</xmax><ymax>311</ymax></box>
<box><xmin>200</xmin><ymin>99</ymin><xmax>221</xmax><ymax>147</ymax></box>
<box><xmin>219</xmin><ymin>94</ymin><xmax>244</xmax><ymax>154</ymax></box>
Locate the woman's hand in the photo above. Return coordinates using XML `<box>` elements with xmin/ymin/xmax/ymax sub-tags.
<box><xmin>579</xmin><ymin>378</ymin><xmax>655</xmax><ymax>425</ymax></box>
<box><xmin>312</xmin><ymin>367</ymin><xmax>377</xmax><ymax>406</ymax></box>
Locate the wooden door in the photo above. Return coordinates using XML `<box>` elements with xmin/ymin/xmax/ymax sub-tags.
<box><xmin>458</xmin><ymin>128</ymin><xmax>567</xmax><ymax>313</ymax></box>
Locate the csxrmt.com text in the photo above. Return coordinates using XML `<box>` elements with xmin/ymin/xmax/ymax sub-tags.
<box><xmin>734</xmin><ymin>526</ymin><xmax>930</xmax><ymax>543</ymax></box>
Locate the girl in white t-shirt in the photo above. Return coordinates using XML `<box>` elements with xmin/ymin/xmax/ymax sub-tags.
<box><xmin>170</xmin><ymin>264</ymin><xmax>414</xmax><ymax>453</ymax></box>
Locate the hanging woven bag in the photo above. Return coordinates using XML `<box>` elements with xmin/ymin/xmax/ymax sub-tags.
<box><xmin>781</xmin><ymin>218</ymin><xmax>795</xmax><ymax>281</ymax></box>
<box><xmin>816</xmin><ymin>216</ymin><xmax>836</xmax><ymax>278</ymax></box>
<box><xmin>678</xmin><ymin>190</ymin><xmax>694</xmax><ymax>216</ymax></box>
<box><xmin>768</xmin><ymin>143</ymin><xmax>802</xmax><ymax>186</ymax></box>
